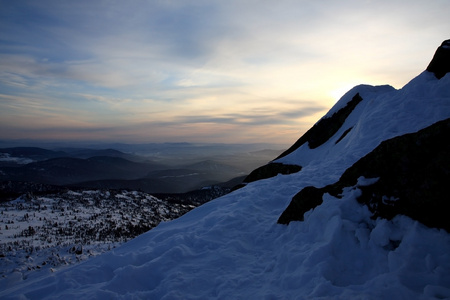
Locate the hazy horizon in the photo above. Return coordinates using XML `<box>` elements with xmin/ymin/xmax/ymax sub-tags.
<box><xmin>0</xmin><ymin>139</ymin><xmax>289</xmax><ymax>158</ymax></box>
<box><xmin>1</xmin><ymin>1</ymin><xmax>449</xmax><ymax>145</ymax></box>
<box><xmin>0</xmin><ymin>138</ymin><xmax>289</xmax><ymax>149</ymax></box>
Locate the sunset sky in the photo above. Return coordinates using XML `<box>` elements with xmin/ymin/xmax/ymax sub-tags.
<box><xmin>1</xmin><ymin>0</ymin><xmax>449</xmax><ymax>145</ymax></box>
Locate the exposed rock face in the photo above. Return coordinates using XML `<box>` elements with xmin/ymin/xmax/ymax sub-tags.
<box><xmin>277</xmin><ymin>186</ymin><xmax>324</xmax><ymax>224</ymax></box>
<box><xmin>343</xmin><ymin>118</ymin><xmax>450</xmax><ymax>231</ymax></box>
<box><xmin>278</xmin><ymin>118</ymin><xmax>450</xmax><ymax>232</ymax></box>
<box><xmin>426</xmin><ymin>39</ymin><xmax>450</xmax><ymax>79</ymax></box>
<box><xmin>276</xmin><ymin>93</ymin><xmax>363</xmax><ymax>160</ymax></box>
<box><xmin>243</xmin><ymin>163</ymin><xmax>302</xmax><ymax>184</ymax></box>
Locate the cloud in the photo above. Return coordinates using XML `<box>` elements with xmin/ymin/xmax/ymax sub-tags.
<box><xmin>1</xmin><ymin>0</ymin><xmax>449</xmax><ymax>144</ymax></box>
<box><xmin>175</xmin><ymin>105</ymin><xmax>326</xmax><ymax>127</ymax></box>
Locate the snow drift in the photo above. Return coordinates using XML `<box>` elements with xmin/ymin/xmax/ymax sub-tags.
<box><xmin>1</xmin><ymin>41</ymin><xmax>450</xmax><ymax>299</ymax></box>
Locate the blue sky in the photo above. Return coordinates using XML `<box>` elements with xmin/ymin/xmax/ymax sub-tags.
<box><xmin>0</xmin><ymin>0</ymin><xmax>449</xmax><ymax>145</ymax></box>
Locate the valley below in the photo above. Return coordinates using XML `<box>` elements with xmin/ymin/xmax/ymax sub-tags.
<box><xmin>0</xmin><ymin>143</ymin><xmax>285</xmax><ymax>287</ymax></box>
<box><xmin>0</xmin><ymin>143</ymin><xmax>284</xmax><ymax>195</ymax></box>
<box><xmin>0</xmin><ymin>187</ymin><xmax>228</xmax><ymax>287</ymax></box>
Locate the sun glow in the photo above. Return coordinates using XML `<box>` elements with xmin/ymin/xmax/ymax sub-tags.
<box><xmin>329</xmin><ymin>83</ymin><xmax>361</xmax><ymax>102</ymax></box>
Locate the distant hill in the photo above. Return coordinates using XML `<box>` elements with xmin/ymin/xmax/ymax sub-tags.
<box><xmin>0</xmin><ymin>144</ymin><xmax>284</xmax><ymax>194</ymax></box>
<box><xmin>0</xmin><ymin>147</ymin><xmax>67</xmax><ymax>163</ymax></box>
<box><xmin>0</xmin><ymin>156</ymin><xmax>165</xmax><ymax>186</ymax></box>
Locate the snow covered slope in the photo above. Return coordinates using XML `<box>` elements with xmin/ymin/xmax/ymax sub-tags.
<box><xmin>276</xmin><ymin>72</ymin><xmax>449</xmax><ymax>170</ymax></box>
<box><xmin>1</xmin><ymin>46</ymin><xmax>450</xmax><ymax>299</ymax></box>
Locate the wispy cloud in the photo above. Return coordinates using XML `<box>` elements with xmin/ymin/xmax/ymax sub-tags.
<box><xmin>0</xmin><ymin>0</ymin><xmax>449</xmax><ymax>144</ymax></box>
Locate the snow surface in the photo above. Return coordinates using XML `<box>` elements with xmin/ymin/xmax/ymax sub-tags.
<box><xmin>1</xmin><ymin>71</ymin><xmax>450</xmax><ymax>299</ymax></box>
<box><xmin>0</xmin><ymin>189</ymin><xmax>203</xmax><ymax>287</ymax></box>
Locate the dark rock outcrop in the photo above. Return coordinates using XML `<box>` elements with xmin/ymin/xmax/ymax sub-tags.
<box><xmin>426</xmin><ymin>39</ymin><xmax>450</xmax><ymax>79</ymax></box>
<box><xmin>277</xmin><ymin>186</ymin><xmax>325</xmax><ymax>224</ymax></box>
<box><xmin>278</xmin><ymin>118</ymin><xmax>450</xmax><ymax>232</ymax></box>
<box><xmin>276</xmin><ymin>93</ymin><xmax>363</xmax><ymax>160</ymax></box>
<box><xmin>335</xmin><ymin>126</ymin><xmax>353</xmax><ymax>144</ymax></box>
<box><xmin>243</xmin><ymin>163</ymin><xmax>302</xmax><ymax>184</ymax></box>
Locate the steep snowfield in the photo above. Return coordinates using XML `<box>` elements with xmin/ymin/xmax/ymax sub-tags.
<box><xmin>277</xmin><ymin>72</ymin><xmax>450</xmax><ymax>174</ymax></box>
<box><xmin>1</xmin><ymin>72</ymin><xmax>450</xmax><ymax>299</ymax></box>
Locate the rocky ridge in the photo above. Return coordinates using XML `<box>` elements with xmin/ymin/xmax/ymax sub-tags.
<box><xmin>273</xmin><ymin>39</ymin><xmax>450</xmax><ymax>231</ymax></box>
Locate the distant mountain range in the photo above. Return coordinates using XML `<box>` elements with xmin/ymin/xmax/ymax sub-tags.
<box><xmin>0</xmin><ymin>144</ymin><xmax>284</xmax><ymax>196</ymax></box>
